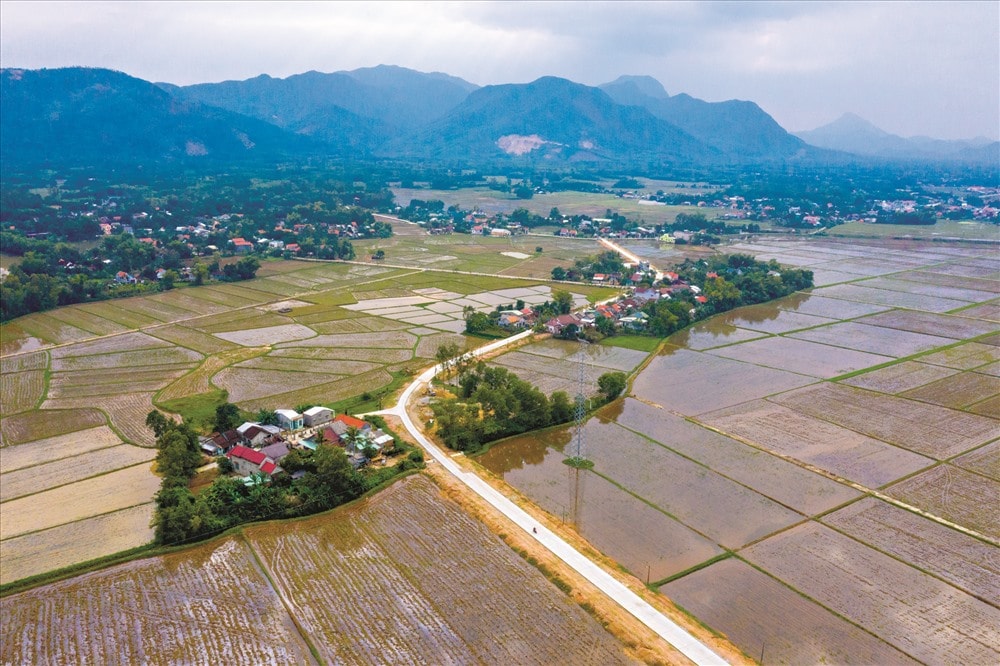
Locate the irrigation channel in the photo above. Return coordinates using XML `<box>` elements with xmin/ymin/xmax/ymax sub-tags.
<box><xmin>368</xmin><ymin>331</ymin><xmax>728</xmax><ymax>666</ymax></box>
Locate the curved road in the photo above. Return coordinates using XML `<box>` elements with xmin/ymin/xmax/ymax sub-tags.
<box><xmin>369</xmin><ymin>332</ymin><xmax>727</xmax><ymax>666</ymax></box>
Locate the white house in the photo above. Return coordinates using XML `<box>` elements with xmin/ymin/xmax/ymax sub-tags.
<box><xmin>275</xmin><ymin>409</ymin><xmax>304</xmax><ymax>431</ymax></box>
<box><xmin>303</xmin><ymin>406</ymin><xmax>333</xmax><ymax>427</ymax></box>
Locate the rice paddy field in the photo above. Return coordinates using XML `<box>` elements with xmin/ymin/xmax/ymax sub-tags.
<box><xmin>477</xmin><ymin>236</ymin><xmax>1000</xmax><ymax>664</ymax></box>
<box><xmin>1</xmin><ymin>474</ymin><xmax>640</xmax><ymax>665</ymax></box>
<box><xmin>0</xmin><ymin>233</ymin><xmax>615</xmax><ymax>587</ymax></box>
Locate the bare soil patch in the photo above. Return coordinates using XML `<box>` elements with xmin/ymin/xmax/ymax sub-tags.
<box><xmin>0</xmin><ymin>408</ymin><xmax>106</xmax><ymax>446</ymax></box>
<box><xmin>885</xmin><ymin>464</ymin><xmax>1000</xmax><ymax>540</ymax></box>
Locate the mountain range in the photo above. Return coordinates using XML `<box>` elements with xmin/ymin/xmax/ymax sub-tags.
<box><xmin>2</xmin><ymin>65</ymin><xmax>995</xmax><ymax>171</ymax></box>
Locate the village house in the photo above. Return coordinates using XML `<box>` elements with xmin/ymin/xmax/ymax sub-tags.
<box><xmin>237</xmin><ymin>422</ymin><xmax>281</xmax><ymax>447</ymax></box>
<box><xmin>303</xmin><ymin>406</ymin><xmax>333</xmax><ymax>427</ymax></box>
<box><xmin>545</xmin><ymin>313</ymin><xmax>582</xmax><ymax>335</ymax></box>
<box><xmin>227</xmin><ymin>445</ymin><xmax>281</xmax><ymax>478</ymax></box>
<box><xmin>275</xmin><ymin>409</ymin><xmax>304</xmax><ymax>431</ymax></box>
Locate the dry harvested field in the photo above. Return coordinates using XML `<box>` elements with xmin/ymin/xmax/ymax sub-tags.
<box><xmin>0</xmin><ymin>504</ymin><xmax>155</xmax><ymax>586</ymax></box>
<box><xmin>0</xmin><ymin>445</ymin><xmax>155</xmax><ymax>503</ymax></box>
<box><xmin>43</xmin><ymin>392</ymin><xmax>160</xmax><ymax>447</ymax></box>
<box><xmin>236</xmin><ymin>368</ymin><xmax>394</xmax><ymax>413</ymax></box>
<box><xmin>632</xmin><ymin>348</ymin><xmax>816</xmax><ymax>414</ymax></box>
<box><xmin>953</xmin><ymin>441</ymin><xmax>1000</xmax><ymax>481</ymax></box>
<box><xmin>268</xmin><ymin>346</ymin><xmax>413</xmax><ymax>364</ymax></box>
<box><xmin>918</xmin><ymin>341</ymin><xmax>1000</xmax><ymax>370</ymax></box>
<box><xmin>212</xmin><ymin>322</ymin><xmax>316</xmax><ymax>346</ymax></box>
<box><xmin>213</xmin><ymin>367</ymin><xmax>336</xmax><ymax>403</ymax></box>
<box><xmin>0</xmin><ymin>426</ymin><xmax>122</xmax><ymax>474</ymax></box>
<box><xmin>707</xmin><ymin>334</ymin><xmax>892</xmax><ymax>377</ymax></box>
<box><xmin>50</xmin><ymin>347</ymin><xmax>202</xmax><ymax>372</ymax></box>
<box><xmin>0</xmin><ymin>408</ymin><xmax>106</xmax><ymax>446</ymax></box>
<box><xmin>742</xmin><ymin>522</ymin><xmax>1000</xmax><ymax>664</ymax></box>
<box><xmin>823</xmin><ymin>497</ymin><xmax>1000</xmax><ymax>605</ymax></box>
<box><xmin>698</xmin><ymin>400</ymin><xmax>933</xmax><ymax>487</ymax></box>
<box><xmin>48</xmin><ymin>331</ymin><xmax>172</xmax><ymax>358</ymax></box>
<box><xmin>0</xmin><ymin>463</ymin><xmax>158</xmax><ymax>540</ymax></box>
<box><xmin>662</xmin><ymin>558</ymin><xmax>919</xmax><ymax>666</ymax></box>
<box><xmin>278</xmin><ymin>330</ymin><xmax>416</xmax><ymax>349</ymax></box>
<box><xmin>0</xmin><ymin>350</ymin><xmax>47</xmax><ymax>374</ymax></box>
<box><xmin>900</xmin><ymin>370</ymin><xmax>1000</xmax><ymax>409</ymax></box>
<box><xmin>245</xmin><ymin>474</ymin><xmax>638</xmax><ymax>665</ymax></box>
<box><xmin>957</xmin><ymin>301</ymin><xmax>1000</xmax><ymax>322</ymax></box>
<box><xmin>771</xmin><ymin>383</ymin><xmax>1000</xmax><ymax>459</ymax></box>
<box><xmin>0</xmin><ymin>537</ymin><xmax>314</xmax><ymax>663</ymax></box>
<box><xmin>841</xmin><ymin>360</ymin><xmax>960</xmax><ymax>393</ymax></box>
<box><xmin>885</xmin><ymin>464</ymin><xmax>1000</xmax><ymax>539</ymax></box>
<box><xmin>156</xmin><ymin>346</ymin><xmax>268</xmax><ymax>401</ymax></box>
<box><xmin>0</xmin><ymin>370</ymin><xmax>45</xmax><ymax>416</ymax></box>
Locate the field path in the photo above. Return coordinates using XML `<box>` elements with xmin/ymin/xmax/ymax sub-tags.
<box><xmin>369</xmin><ymin>332</ymin><xmax>728</xmax><ymax>666</ymax></box>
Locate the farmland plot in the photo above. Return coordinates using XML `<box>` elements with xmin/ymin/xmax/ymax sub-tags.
<box><xmin>859</xmin><ymin>277</ymin><xmax>998</xmax><ymax>303</ymax></box>
<box><xmin>74</xmin><ymin>301</ymin><xmax>161</xmax><ymax>328</ymax></box>
<box><xmin>893</xmin><ymin>271</ymin><xmax>1000</xmax><ymax>295</ymax></box>
<box><xmin>212</xmin><ymin>323</ymin><xmax>316</xmax><ymax>346</ymax></box>
<box><xmin>0</xmin><ymin>426</ymin><xmax>121</xmax><ymax>473</ymax></box>
<box><xmin>15</xmin><ymin>312</ymin><xmax>94</xmax><ymax>345</ymax></box>
<box><xmin>713</xmin><ymin>306</ymin><xmax>838</xmax><ymax>334</ymax></box>
<box><xmin>50</xmin><ymin>347</ymin><xmax>202</xmax><ymax>372</ymax></box>
<box><xmin>901</xmin><ymin>370</ymin><xmax>1000</xmax><ymax>409</ymax></box>
<box><xmin>699</xmin><ymin>400</ymin><xmax>933</xmax><ymax>487</ymax></box>
<box><xmin>49</xmin><ymin>331</ymin><xmax>172</xmax><ymax>358</ymax></box>
<box><xmin>237</xmin><ymin>368</ymin><xmax>392</xmax><ymax>413</ymax></box>
<box><xmin>918</xmin><ymin>341</ymin><xmax>1000</xmax><ymax>370</ymax></box>
<box><xmin>0</xmin><ymin>350</ymin><xmax>47</xmax><ymax>374</ymax></box>
<box><xmin>778</xmin><ymin>293</ymin><xmax>889</xmax><ymax>319</ymax></box>
<box><xmin>235</xmin><ymin>355</ymin><xmax>379</xmax><ymax>376</ymax></box>
<box><xmin>47</xmin><ymin>365</ymin><xmax>195</xmax><ymax>399</ymax></box>
<box><xmin>789</xmin><ymin>321</ymin><xmax>953</xmax><ymax>357</ymax></box>
<box><xmin>823</xmin><ymin>497</ymin><xmax>1000</xmax><ymax>604</ymax></box>
<box><xmin>0</xmin><ymin>445</ymin><xmax>155</xmax><ymax>503</ymax></box>
<box><xmin>145</xmin><ymin>324</ymin><xmax>239</xmax><ymax>355</ymax></box>
<box><xmin>841</xmin><ymin>361</ymin><xmax>960</xmax><ymax>394</ymax></box>
<box><xmin>953</xmin><ymin>441</ymin><xmax>1000</xmax><ymax>481</ymax></box>
<box><xmin>632</xmin><ymin>349</ymin><xmax>816</xmax><ymax>415</ymax></box>
<box><xmin>885</xmin><ymin>464</ymin><xmax>1000</xmax><ymax>540</ymax></box>
<box><xmin>615</xmin><ymin>399</ymin><xmax>860</xmax><ymax>514</ymax></box>
<box><xmin>43</xmin><ymin>392</ymin><xmax>160</xmax><ymax>446</ymax></box>
<box><xmin>0</xmin><ymin>370</ymin><xmax>45</xmax><ymax>416</ymax></box>
<box><xmin>0</xmin><ymin>408</ymin><xmax>106</xmax><ymax>446</ymax></box>
<box><xmin>662</xmin><ymin>558</ymin><xmax>917</xmax><ymax>666</ymax></box>
<box><xmin>279</xmin><ymin>331</ymin><xmax>416</xmax><ymax>349</ymax></box>
<box><xmin>0</xmin><ymin>463</ymin><xmax>158</xmax><ymax>540</ymax></box>
<box><xmin>743</xmin><ymin>522</ymin><xmax>1000</xmax><ymax>664</ymax></box>
<box><xmin>771</xmin><ymin>383</ymin><xmax>1000</xmax><ymax>459</ymax></box>
<box><xmin>665</xmin><ymin>321</ymin><xmax>767</xmax><ymax>350</ymax></box>
<box><xmin>268</xmin><ymin>346</ymin><xmax>412</xmax><ymax>365</ymax></box>
<box><xmin>812</xmin><ymin>283</ymin><xmax>971</xmax><ymax>312</ymax></box>
<box><xmin>155</xmin><ymin>346</ymin><xmax>268</xmax><ymax>401</ymax></box>
<box><xmin>214</xmin><ymin>367</ymin><xmax>335</xmax><ymax>403</ymax></box>
<box><xmin>957</xmin><ymin>301</ymin><xmax>1000</xmax><ymax>322</ymax></box>
<box><xmin>708</xmin><ymin>335</ymin><xmax>892</xmax><ymax>378</ymax></box>
<box><xmin>41</xmin><ymin>307</ymin><xmax>131</xmax><ymax>336</ymax></box>
<box><xmin>857</xmin><ymin>309</ymin><xmax>1000</xmax><ymax>340</ymax></box>
<box><xmin>246</xmin><ymin>475</ymin><xmax>637</xmax><ymax>665</ymax></box>
<box><xmin>579</xmin><ymin>419</ymin><xmax>804</xmax><ymax>548</ymax></box>
<box><xmin>0</xmin><ymin>537</ymin><xmax>314</xmax><ymax>663</ymax></box>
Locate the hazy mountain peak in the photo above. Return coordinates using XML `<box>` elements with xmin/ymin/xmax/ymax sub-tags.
<box><xmin>602</xmin><ymin>75</ymin><xmax>669</xmax><ymax>99</ymax></box>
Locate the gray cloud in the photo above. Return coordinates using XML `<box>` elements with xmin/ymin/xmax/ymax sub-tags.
<box><xmin>1</xmin><ymin>1</ymin><xmax>996</xmax><ymax>139</ymax></box>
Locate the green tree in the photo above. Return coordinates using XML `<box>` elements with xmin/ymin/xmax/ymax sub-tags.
<box><xmin>553</xmin><ymin>289</ymin><xmax>573</xmax><ymax>314</ymax></box>
<box><xmin>597</xmin><ymin>371</ymin><xmax>627</xmax><ymax>402</ymax></box>
<box><xmin>550</xmin><ymin>391</ymin><xmax>574</xmax><ymax>423</ymax></box>
<box><xmin>145</xmin><ymin>410</ymin><xmax>171</xmax><ymax>439</ymax></box>
<box><xmin>214</xmin><ymin>403</ymin><xmax>242</xmax><ymax>433</ymax></box>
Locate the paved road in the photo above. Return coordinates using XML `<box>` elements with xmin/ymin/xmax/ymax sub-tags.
<box><xmin>368</xmin><ymin>333</ymin><xmax>728</xmax><ymax>666</ymax></box>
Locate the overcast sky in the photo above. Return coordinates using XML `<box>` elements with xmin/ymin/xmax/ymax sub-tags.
<box><xmin>2</xmin><ymin>1</ymin><xmax>997</xmax><ymax>140</ymax></box>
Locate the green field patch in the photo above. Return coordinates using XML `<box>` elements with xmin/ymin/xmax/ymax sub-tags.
<box><xmin>0</xmin><ymin>371</ymin><xmax>46</xmax><ymax>417</ymax></box>
<box><xmin>599</xmin><ymin>335</ymin><xmax>662</xmax><ymax>353</ymax></box>
<box><xmin>147</xmin><ymin>291</ymin><xmax>229</xmax><ymax>316</ymax></box>
<box><xmin>235</xmin><ymin>355</ymin><xmax>379</xmax><ymax>376</ymax></box>
<box><xmin>238</xmin><ymin>367</ymin><xmax>393</xmax><ymax>413</ymax></box>
<box><xmin>235</xmin><ymin>277</ymin><xmax>305</xmax><ymax>297</ymax></box>
<box><xmin>146</xmin><ymin>325</ymin><xmax>240</xmax><ymax>355</ymax></box>
<box><xmin>51</xmin><ymin>347</ymin><xmax>203</xmax><ymax>372</ymax></box>
<box><xmin>186</xmin><ymin>285</ymin><xmax>261</xmax><ymax>307</ymax></box>
<box><xmin>42</xmin><ymin>307</ymin><xmax>131</xmax><ymax>337</ymax></box>
<box><xmin>156</xmin><ymin>346</ymin><xmax>269</xmax><ymax>403</ymax></box>
<box><xmin>122</xmin><ymin>298</ymin><xmax>201</xmax><ymax>323</ymax></box>
<box><xmin>73</xmin><ymin>301</ymin><xmax>160</xmax><ymax>329</ymax></box>
<box><xmin>158</xmin><ymin>388</ymin><xmax>229</xmax><ymax>430</ymax></box>
<box><xmin>14</xmin><ymin>313</ymin><xmax>93</xmax><ymax>345</ymax></box>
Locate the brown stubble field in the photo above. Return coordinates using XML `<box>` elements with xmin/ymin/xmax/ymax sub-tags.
<box><xmin>1</xmin><ymin>474</ymin><xmax>642</xmax><ymax>665</ymax></box>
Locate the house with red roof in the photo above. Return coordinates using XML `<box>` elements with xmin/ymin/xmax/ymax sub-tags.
<box><xmin>227</xmin><ymin>445</ymin><xmax>283</xmax><ymax>478</ymax></box>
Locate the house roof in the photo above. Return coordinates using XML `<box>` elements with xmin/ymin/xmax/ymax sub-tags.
<box><xmin>303</xmin><ymin>406</ymin><xmax>331</xmax><ymax>416</ymax></box>
<box><xmin>228</xmin><ymin>445</ymin><xmax>267</xmax><ymax>465</ymax></box>
<box><xmin>334</xmin><ymin>414</ymin><xmax>369</xmax><ymax>430</ymax></box>
<box><xmin>260</xmin><ymin>442</ymin><xmax>290</xmax><ymax>461</ymax></box>
<box><xmin>275</xmin><ymin>409</ymin><xmax>302</xmax><ymax>420</ymax></box>
<box><xmin>260</xmin><ymin>461</ymin><xmax>279</xmax><ymax>475</ymax></box>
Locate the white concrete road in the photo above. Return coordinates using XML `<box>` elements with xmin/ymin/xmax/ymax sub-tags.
<box><xmin>368</xmin><ymin>332</ymin><xmax>728</xmax><ymax>666</ymax></box>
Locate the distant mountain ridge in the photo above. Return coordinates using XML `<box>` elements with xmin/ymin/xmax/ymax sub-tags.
<box><xmin>2</xmin><ymin>65</ymin><xmax>991</xmax><ymax>171</ymax></box>
<box><xmin>794</xmin><ymin>113</ymin><xmax>999</xmax><ymax>164</ymax></box>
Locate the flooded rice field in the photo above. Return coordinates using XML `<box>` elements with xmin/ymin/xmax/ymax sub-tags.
<box><xmin>476</xmin><ymin>237</ymin><xmax>1000</xmax><ymax>663</ymax></box>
